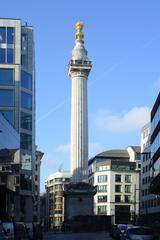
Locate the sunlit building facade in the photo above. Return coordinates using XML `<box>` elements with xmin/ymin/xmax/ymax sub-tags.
<box><xmin>88</xmin><ymin>147</ymin><xmax>141</xmax><ymax>224</ymax></box>
<box><xmin>45</xmin><ymin>171</ymin><xmax>71</xmax><ymax>230</ymax></box>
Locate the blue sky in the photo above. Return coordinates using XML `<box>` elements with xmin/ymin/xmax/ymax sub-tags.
<box><xmin>1</xmin><ymin>0</ymin><xmax>160</xmax><ymax>191</ymax></box>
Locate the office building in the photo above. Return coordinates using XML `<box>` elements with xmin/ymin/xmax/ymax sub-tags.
<box><xmin>88</xmin><ymin>147</ymin><xmax>141</xmax><ymax>224</ymax></box>
<box><xmin>0</xmin><ymin>113</ymin><xmax>20</xmax><ymax>220</ymax></box>
<box><xmin>45</xmin><ymin>171</ymin><xmax>71</xmax><ymax>230</ymax></box>
<box><xmin>0</xmin><ymin>18</ymin><xmax>35</xmax><ymax>221</ymax></box>
<box><xmin>150</xmin><ymin>93</ymin><xmax>160</xmax><ymax>196</ymax></box>
<box><xmin>140</xmin><ymin>122</ymin><xmax>160</xmax><ymax>223</ymax></box>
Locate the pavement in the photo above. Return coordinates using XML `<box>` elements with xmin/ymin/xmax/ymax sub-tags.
<box><xmin>44</xmin><ymin>231</ymin><xmax>111</xmax><ymax>240</ymax></box>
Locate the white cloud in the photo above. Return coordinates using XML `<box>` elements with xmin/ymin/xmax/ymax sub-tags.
<box><xmin>95</xmin><ymin>107</ymin><xmax>151</xmax><ymax>133</ymax></box>
<box><xmin>56</xmin><ymin>144</ymin><xmax>70</xmax><ymax>153</ymax></box>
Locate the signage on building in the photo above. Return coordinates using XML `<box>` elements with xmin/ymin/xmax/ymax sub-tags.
<box><xmin>21</xmin><ymin>154</ymin><xmax>32</xmax><ymax>170</ymax></box>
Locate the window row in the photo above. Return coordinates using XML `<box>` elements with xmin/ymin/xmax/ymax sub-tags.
<box><xmin>97</xmin><ymin>184</ymin><xmax>132</xmax><ymax>193</ymax></box>
<box><xmin>142</xmin><ymin>197</ymin><xmax>160</xmax><ymax>209</ymax></box>
<box><xmin>0</xmin><ymin>27</ymin><xmax>14</xmax><ymax>44</ymax></box>
<box><xmin>142</xmin><ymin>152</ymin><xmax>151</xmax><ymax>162</ymax></box>
<box><xmin>142</xmin><ymin>165</ymin><xmax>150</xmax><ymax>174</ymax></box>
<box><xmin>142</xmin><ymin>176</ymin><xmax>150</xmax><ymax>185</ymax></box>
<box><xmin>142</xmin><ymin>188</ymin><xmax>150</xmax><ymax>196</ymax></box>
<box><xmin>115</xmin><ymin>174</ymin><xmax>131</xmax><ymax>183</ymax></box>
<box><xmin>0</xmin><ymin>110</ymin><xmax>32</xmax><ymax>130</ymax></box>
<box><xmin>115</xmin><ymin>195</ymin><xmax>131</xmax><ymax>203</ymax></box>
<box><xmin>115</xmin><ymin>184</ymin><xmax>132</xmax><ymax>193</ymax></box>
<box><xmin>97</xmin><ymin>195</ymin><xmax>131</xmax><ymax>203</ymax></box>
<box><xmin>0</xmin><ymin>68</ymin><xmax>32</xmax><ymax>90</ymax></box>
<box><xmin>97</xmin><ymin>174</ymin><xmax>132</xmax><ymax>183</ymax></box>
<box><xmin>0</xmin><ymin>89</ymin><xmax>32</xmax><ymax>109</ymax></box>
<box><xmin>96</xmin><ymin>164</ymin><xmax>135</xmax><ymax>171</ymax></box>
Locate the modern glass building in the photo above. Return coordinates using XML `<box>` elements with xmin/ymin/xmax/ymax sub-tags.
<box><xmin>0</xmin><ymin>18</ymin><xmax>35</xmax><ymax>222</ymax></box>
<box><xmin>150</xmin><ymin>92</ymin><xmax>160</xmax><ymax>195</ymax></box>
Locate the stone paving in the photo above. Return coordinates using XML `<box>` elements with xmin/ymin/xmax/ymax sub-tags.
<box><xmin>44</xmin><ymin>231</ymin><xmax>111</xmax><ymax>240</ymax></box>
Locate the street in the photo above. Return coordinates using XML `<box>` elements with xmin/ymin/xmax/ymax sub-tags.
<box><xmin>44</xmin><ymin>231</ymin><xmax>111</xmax><ymax>240</ymax></box>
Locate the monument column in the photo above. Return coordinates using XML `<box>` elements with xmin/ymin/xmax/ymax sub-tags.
<box><xmin>68</xmin><ymin>22</ymin><xmax>92</xmax><ymax>182</ymax></box>
<box><xmin>64</xmin><ymin>22</ymin><xmax>96</xmax><ymax>225</ymax></box>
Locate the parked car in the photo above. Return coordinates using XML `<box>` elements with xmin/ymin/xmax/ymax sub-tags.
<box><xmin>2</xmin><ymin>222</ymin><xmax>14</xmax><ymax>240</ymax></box>
<box><xmin>114</xmin><ymin>224</ymin><xmax>134</xmax><ymax>240</ymax></box>
<box><xmin>124</xmin><ymin>226</ymin><xmax>154</xmax><ymax>240</ymax></box>
<box><xmin>0</xmin><ymin>221</ymin><xmax>8</xmax><ymax>239</ymax></box>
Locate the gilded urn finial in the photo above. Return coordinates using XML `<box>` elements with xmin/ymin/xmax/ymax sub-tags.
<box><xmin>75</xmin><ymin>21</ymin><xmax>84</xmax><ymax>42</ymax></box>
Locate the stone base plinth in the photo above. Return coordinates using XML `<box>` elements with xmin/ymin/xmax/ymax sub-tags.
<box><xmin>64</xmin><ymin>182</ymin><xmax>97</xmax><ymax>221</ymax></box>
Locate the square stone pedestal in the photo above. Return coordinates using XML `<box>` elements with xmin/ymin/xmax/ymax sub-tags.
<box><xmin>64</xmin><ymin>182</ymin><xmax>97</xmax><ymax>222</ymax></box>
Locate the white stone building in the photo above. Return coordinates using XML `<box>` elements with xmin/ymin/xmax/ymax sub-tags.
<box><xmin>88</xmin><ymin>147</ymin><xmax>141</xmax><ymax>224</ymax></box>
<box><xmin>45</xmin><ymin>171</ymin><xmax>71</xmax><ymax>230</ymax></box>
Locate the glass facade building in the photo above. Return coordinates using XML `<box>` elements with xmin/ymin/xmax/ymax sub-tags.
<box><xmin>150</xmin><ymin>93</ymin><xmax>160</xmax><ymax>195</ymax></box>
<box><xmin>0</xmin><ymin>18</ymin><xmax>35</xmax><ymax>222</ymax></box>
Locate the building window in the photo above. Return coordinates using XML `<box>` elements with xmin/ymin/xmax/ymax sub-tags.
<box><xmin>7</xmin><ymin>27</ymin><xmax>14</xmax><ymax>44</ymax></box>
<box><xmin>0</xmin><ymin>27</ymin><xmax>14</xmax><ymax>64</ymax></box>
<box><xmin>98</xmin><ymin>175</ymin><xmax>107</xmax><ymax>183</ymax></box>
<box><xmin>97</xmin><ymin>165</ymin><xmax>110</xmax><ymax>171</ymax></box>
<box><xmin>20</xmin><ymin>133</ymin><xmax>32</xmax><ymax>151</ymax></box>
<box><xmin>21</xmin><ymin>91</ymin><xmax>32</xmax><ymax>110</ymax></box>
<box><xmin>0</xmin><ymin>68</ymin><xmax>14</xmax><ymax>85</ymax></box>
<box><xmin>21</xmin><ymin>112</ymin><xmax>32</xmax><ymax>130</ymax></box>
<box><xmin>97</xmin><ymin>185</ymin><xmax>107</xmax><ymax>192</ymax></box>
<box><xmin>115</xmin><ymin>185</ymin><xmax>121</xmax><ymax>193</ymax></box>
<box><xmin>115</xmin><ymin>174</ymin><xmax>121</xmax><ymax>182</ymax></box>
<box><xmin>21</xmin><ymin>34</ymin><xmax>28</xmax><ymax>66</ymax></box>
<box><xmin>125</xmin><ymin>185</ymin><xmax>131</xmax><ymax>193</ymax></box>
<box><xmin>0</xmin><ymin>89</ymin><xmax>14</xmax><ymax>106</ymax></box>
<box><xmin>115</xmin><ymin>195</ymin><xmax>121</xmax><ymax>202</ymax></box>
<box><xmin>124</xmin><ymin>195</ymin><xmax>131</xmax><ymax>203</ymax></box>
<box><xmin>125</xmin><ymin>175</ymin><xmax>131</xmax><ymax>183</ymax></box>
<box><xmin>21</xmin><ymin>71</ymin><xmax>32</xmax><ymax>90</ymax></box>
<box><xmin>97</xmin><ymin>195</ymin><xmax>107</xmax><ymax>203</ymax></box>
<box><xmin>7</xmin><ymin>48</ymin><xmax>14</xmax><ymax>64</ymax></box>
<box><xmin>0</xmin><ymin>48</ymin><xmax>5</xmax><ymax>63</ymax></box>
<box><xmin>0</xmin><ymin>27</ymin><xmax>6</xmax><ymax>43</ymax></box>
<box><xmin>97</xmin><ymin>205</ymin><xmax>107</xmax><ymax>214</ymax></box>
<box><xmin>1</xmin><ymin>110</ymin><xmax>14</xmax><ymax>125</ymax></box>
<box><xmin>20</xmin><ymin>174</ymin><xmax>32</xmax><ymax>191</ymax></box>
